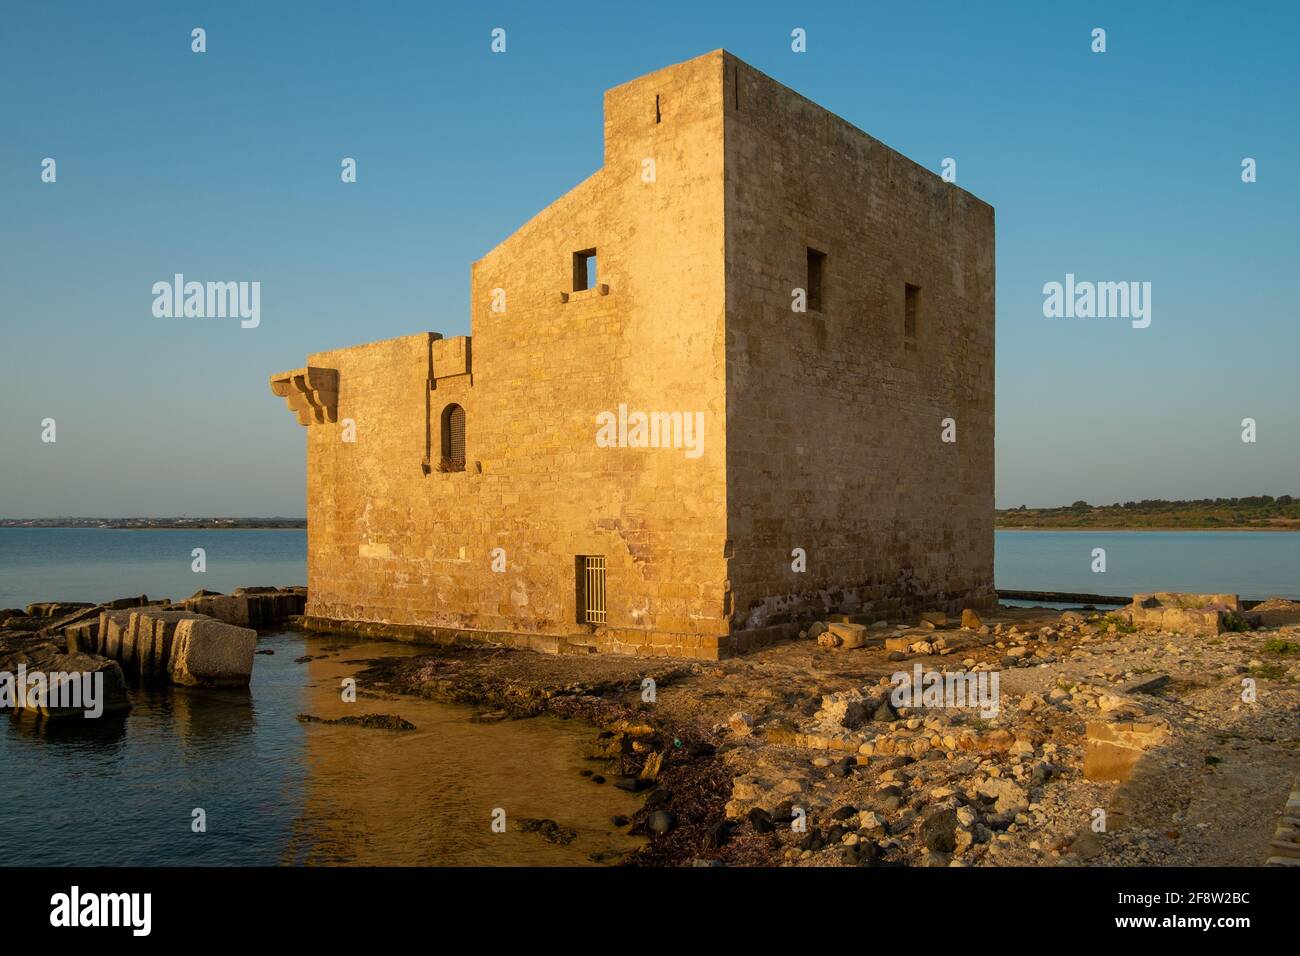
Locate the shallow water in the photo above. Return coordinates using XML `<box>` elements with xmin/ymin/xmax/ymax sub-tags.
<box><xmin>994</xmin><ymin>529</ymin><xmax>1300</xmax><ymax>599</ymax></box>
<box><xmin>0</xmin><ymin>632</ymin><xmax>644</xmax><ymax>866</ymax></box>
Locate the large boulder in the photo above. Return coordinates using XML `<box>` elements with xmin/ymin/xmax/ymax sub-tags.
<box><xmin>1128</xmin><ymin>593</ymin><xmax>1250</xmax><ymax>635</ymax></box>
<box><xmin>815</xmin><ymin>690</ymin><xmax>871</xmax><ymax>729</ymax></box>
<box><xmin>168</xmin><ymin>618</ymin><xmax>257</xmax><ymax>687</ymax></box>
<box><xmin>1084</xmin><ymin>717</ymin><xmax>1171</xmax><ymax>782</ymax></box>
<box><xmin>25</xmin><ymin>601</ymin><xmax>95</xmax><ymax>619</ymax></box>
<box><xmin>71</xmin><ymin>607</ymin><xmax>258</xmax><ymax>688</ymax></box>
<box><xmin>99</xmin><ymin>609</ymin><xmax>137</xmax><ymax>660</ymax></box>
<box><xmin>128</xmin><ymin>609</ymin><xmax>210</xmax><ymax>681</ymax></box>
<box><xmin>41</xmin><ymin>603</ymin><xmax>105</xmax><ymax>639</ymax></box>
<box><xmin>180</xmin><ymin>588</ymin><xmax>306</xmax><ymax>627</ymax></box>
<box><xmin>826</xmin><ymin>622</ymin><xmax>868</xmax><ymax>648</ymax></box>
<box><xmin>1</xmin><ymin>647</ymin><xmax>130</xmax><ymax>720</ymax></box>
<box><xmin>1251</xmin><ymin>598</ymin><xmax>1300</xmax><ymax>628</ymax></box>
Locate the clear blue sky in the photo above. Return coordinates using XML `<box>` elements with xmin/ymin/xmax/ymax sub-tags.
<box><xmin>2</xmin><ymin>1</ymin><xmax>1296</xmax><ymax>516</ymax></box>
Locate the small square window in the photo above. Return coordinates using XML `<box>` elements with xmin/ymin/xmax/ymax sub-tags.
<box><xmin>904</xmin><ymin>283</ymin><xmax>920</xmax><ymax>338</ymax></box>
<box><xmin>806</xmin><ymin>248</ymin><xmax>826</xmax><ymax>312</ymax></box>
<box><xmin>573</xmin><ymin>249</ymin><xmax>597</xmax><ymax>292</ymax></box>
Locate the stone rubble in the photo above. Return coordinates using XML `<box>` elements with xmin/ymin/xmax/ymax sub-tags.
<box><xmin>700</xmin><ymin>596</ymin><xmax>1300</xmax><ymax>867</ymax></box>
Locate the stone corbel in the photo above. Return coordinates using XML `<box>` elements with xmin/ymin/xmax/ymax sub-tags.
<box><xmin>269</xmin><ymin>367</ymin><xmax>339</xmax><ymax>425</ymax></box>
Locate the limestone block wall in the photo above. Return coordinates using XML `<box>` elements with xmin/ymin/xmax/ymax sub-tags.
<box><xmin>721</xmin><ymin>53</ymin><xmax>996</xmax><ymax>630</ymax></box>
<box><xmin>301</xmin><ymin>52</ymin><xmax>731</xmax><ymax>654</ymax></box>
<box><xmin>283</xmin><ymin>49</ymin><xmax>997</xmax><ymax>657</ymax></box>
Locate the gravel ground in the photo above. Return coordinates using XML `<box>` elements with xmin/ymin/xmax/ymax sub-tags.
<box><xmin>348</xmin><ymin>604</ymin><xmax>1300</xmax><ymax>867</ymax></box>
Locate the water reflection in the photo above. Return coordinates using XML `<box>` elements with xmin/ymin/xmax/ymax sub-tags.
<box><xmin>0</xmin><ymin>632</ymin><xmax>644</xmax><ymax>866</ymax></box>
<box><xmin>4</xmin><ymin>707</ymin><xmax>129</xmax><ymax>746</ymax></box>
<box><xmin>286</xmin><ymin>649</ymin><xmax>645</xmax><ymax>865</ymax></box>
<box><xmin>150</xmin><ymin>684</ymin><xmax>255</xmax><ymax>749</ymax></box>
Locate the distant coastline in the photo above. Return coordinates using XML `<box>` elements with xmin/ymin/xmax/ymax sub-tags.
<box><xmin>0</xmin><ymin>518</ymin><xmax>305</xmax><ymax>530</ymax></box>
<box><xmin>6</xmin><ymin>496</ymin><xmax>1298</xmax><ymax>533</ymax></box>
<box><xmin>996</xmin><ymin>495</ymin><xmax>1299</xmax><ymax>532</ymax></box>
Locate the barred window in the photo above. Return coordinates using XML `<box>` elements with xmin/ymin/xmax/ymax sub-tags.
<box><xmin>577</xmin><ymin>555</ymin><xmax>606</xmax><ymax>625</ymax></box>
<box><xmin>440</xmin><ymin>403</ymin><xmax>465</xmax><ymax>472</ymax></box>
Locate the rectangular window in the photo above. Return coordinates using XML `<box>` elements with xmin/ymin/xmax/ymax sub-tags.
<box><xmin>573</xmin><ymin>249</ymin><xmax>597</xmax><ymax>292</ymax></box>
<box><xmin>577</xmin><ymin>555</ymin><xmax>606</xmax><ymax>625</ymax></box>
<box><xmin>806</xmin><ymin>248</ymin><xmax>825</xmax><ymax>312</ymax></box>
<box><xmin>904</xmin><ymin>283</ymin><xmax>920</xmax><ymax>338</ymax></box>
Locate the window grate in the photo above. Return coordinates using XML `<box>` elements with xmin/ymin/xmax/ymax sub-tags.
<box><xmin>440</xmin><ymin>403</ymin><xmax>466</xmax><ymax>471</ymax></box>
<box><xmin>580</xmin><ymin>555</ymin><xmax>606</xmax><ymax>625</ymax></box>
<box><xmin>447</xmin><ymin>405</ymin><xmax>465</xmax><ymax>459</ymax></box>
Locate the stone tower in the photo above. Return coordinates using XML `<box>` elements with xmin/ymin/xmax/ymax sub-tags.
<box><xmin>270</xmin><ymin>50</ymin><xmax>995</xmax><ymax>659</ymax></box>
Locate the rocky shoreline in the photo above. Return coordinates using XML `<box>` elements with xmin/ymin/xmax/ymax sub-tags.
<box><xmin>6</xmin><ymin>589</ymin><xmax>1300</xmax><ymax>867</ymax></box>
<box><xmin>350</xmin><ymin>594</ymin><xmax>1300</xmax><ymax>867</ymax></box>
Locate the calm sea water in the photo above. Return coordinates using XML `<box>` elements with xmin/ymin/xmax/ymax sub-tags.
<box><xmin>2</xmin><ymin>527</ymin><xmax>1297</xmax><ymax>608</ymax></box>
<box><xmin>0</xmin><ymin>632</ymin><xmax>643</xmax><ymax>866</ymax></box>
<box><xmin>995</xmin><ymin>529</ymin><xmax>1300</xmax><ymax>600</ymax></box>
<box><xmin>0</xmin><ymin>528</ymin><xmax>307</xmax><ymax>608</ymax></box>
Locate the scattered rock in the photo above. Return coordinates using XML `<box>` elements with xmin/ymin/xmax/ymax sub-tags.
<box><xmin>978</xmin><ymin>777</ymin><xmax>1029</xmax><ymax>815</ymax></box>
<box><xmin>648</xmin><ymin>810</ymin><xmax>677</xmax><ymax>835</ymax></box>
<box><xmin>296</xmin><ymin>713</ymin><xmax>417</xmax><ymax>731</ymax></box>
<box><xmin>639</xmin><ymin>750</ymin><xmax>665</xmax><ymax>781</ymax></box>
<box><xmin>922</xmin><ymin>808</ymin><xmax>959</xmax><ymax>853</ymax></box>
<box><xmin>513</xmin><ymin>818</ymin><xmax>576</xmax><ymax>845</ymax></box>
<box><xmin>728</xmin><ymin>711</ymin><xmax>754</xmax><ymax>736</ymax></box>
<box><xmin>815</xmin><ymin>690</ymin><xmax>871</xmax><ymax>729</ymax></box>
<box><xmin>1084</xmin><ymin>717</ymin><xmax>1171</xmax><ymax>782</ymax></box>
<box><xmin>826</xmin><ymin>622</ymin><xmax>868</xmax><ymax>649</ymax></box>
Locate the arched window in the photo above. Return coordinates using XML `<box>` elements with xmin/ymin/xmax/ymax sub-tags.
<box><xmin>440</xmin><ymin>403</ymin><xmax>466</xmax><ymax>472</ymax></box>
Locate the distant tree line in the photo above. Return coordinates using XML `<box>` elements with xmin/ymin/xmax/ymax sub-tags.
<box><xmin>997</xmin><ymin>496</ymin><xmax>1300</xmax><ymax>529</ymax></box>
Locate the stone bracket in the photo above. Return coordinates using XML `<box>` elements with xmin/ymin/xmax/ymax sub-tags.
<box><xmin>270</xmin><ymin>366</ymin><xmax>339</xmax><ymax>425</ymax></box>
